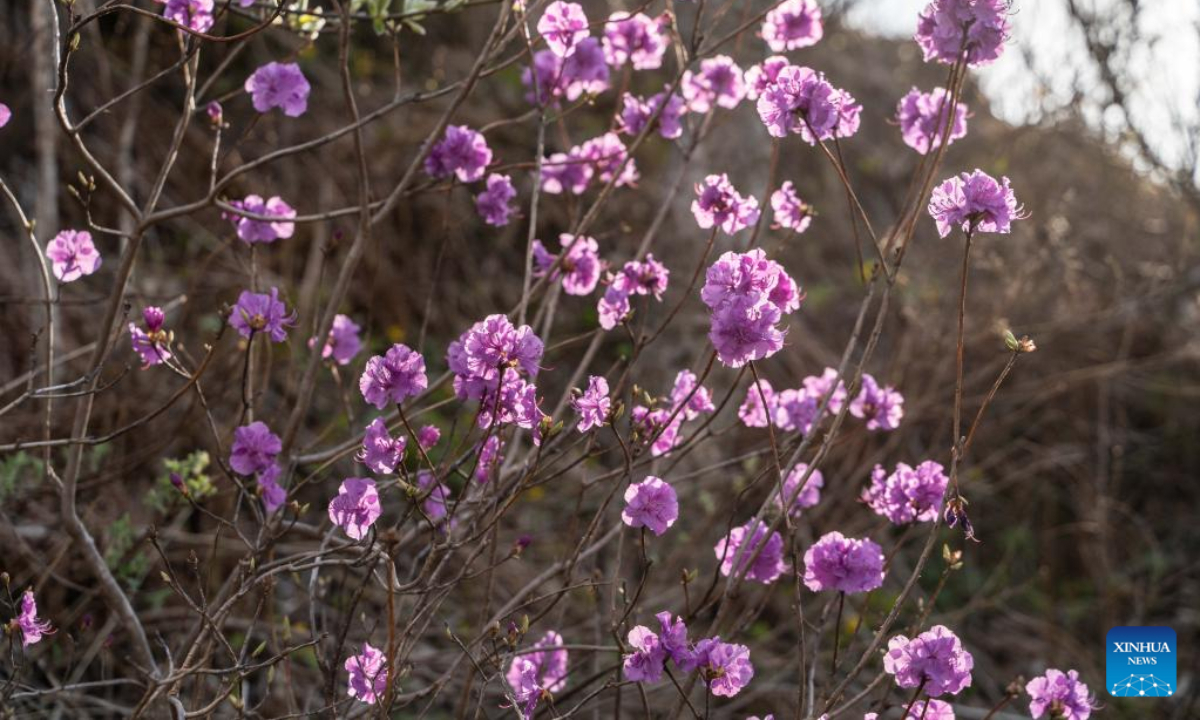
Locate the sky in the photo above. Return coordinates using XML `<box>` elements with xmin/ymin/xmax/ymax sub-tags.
<box><xmin>845</xmin><ymin>0</ymin><xmax>1200</xmax><ymax>177</ymax></box>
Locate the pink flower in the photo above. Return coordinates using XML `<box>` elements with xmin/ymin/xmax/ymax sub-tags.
<box><xmin>257</xmin><ymin>463</ymin><xmax>287</xmax><ymax>514</ymax></box>
<box><xmin>849</xmin><ymin>373</ymin><xmax>904</xmax><ymax>431</ymax></box>
<box><xmin>523</xmin><ymin>40</ymin><xmax>610</xmax><ymax>105</ymax></box>
<box><xmin>915</xmin><ymin>0</ymin><xmax>1011</xmax><ymax>67</ymax></box>
<box><xmin>883</xmin><ymin>625</ymin><xmax>974</xmax><ymax>697</ymax></box>
<box><xmin>474</xmin><ymin>435</ymin><xmax>503</xmax><ymax>483</ymax></box>
<box><xmin>476</xmin><ymin>174</ymin><xmax>518</xmax><ymax>227</ymax></box>
<box><xmin>358</xmin><ymin>417</ymin><xmax>406</xmax><ymax>474</ymax></box>
<box><xmin>312</xmin><ymin>314</ymin><xmax>362</xmax><ymax>366</ymax></box>
<box><xmin>603</xmin><ymin>12</ymin><xmax>668</xmax><ymax>70</ymax></box>
<box><xmin>244</xmin><ymin>62</ymin><xmax>310</xmax><ymax>117</ymax></box>
<box><xmin>573</xmin><ymin>375</ymin><xmax>611</xmax><ymax>432</ymax></box>
<box><xmin>693</xmin><ymin>638</ymin><xmax>754</xmax><ymax>697</ymax></box>
<box><xmin>715</xmin><ymin>520</ymin><xmax>788</xmax><ymax>584</ymax></box>
<box><xmin>619</xmin><ymin>89</ymin><xmax>685</xmax><ymax>139</ymax></box>
<box><xmin>682</xmin><ymin>56</ymin><xmax>746</xmax><ymax>113</ymax></box>
<box><xmin>538</xmin><ymin>1</ymin><xmax>589</xmax><ymax>58</ymax></box>
<box><xmin>0</xmin><ymin>103</ymin><xmax>10</xmax><ymax>127</ymax></box>
<box><xmin>623</xmin><ymin>625</ymin><xmax>668</xmax><ymax>682</ymax></box>
<box><xmin>802</xmin><ymin>531</ymin><xmax>886</xmax><ymax>593</ymax></box>
<box><xmin>1026</xmin><ymin>668</ymin><xmax>1095</xmax><ymax>719</ymax></box>
<box><xmin>739</xmin><ymin>378</ymin><xmax>775</xmax><ymax>428</ymax></box>
<box><xmin>359</xmin><ymin>344</ymin><xmax>428</xmax><ymax>409</ymax></box>
<box><xmin>417</xmin><ymin>425</ymin><xmax>441</xmax><ymax>450</ymax></box>
<box><xmin>229</xmin><ymin>287</ymin><xmax>297</xmax><ymax>342</ymax></box>
<box><xmin>771</xmin><ymin>181</ymin><xmax>813</xmax><ymax>233</ymax></box>
<box><xmin>908</xmin><ymin>700</ymin><xmax>955</xmax><ymax>720</ymax></box>
<box><xmin>692</xmin><ymin>174</ymin><xmax>760</xmax><ymax>235</ymax></box>
<box><xmin>329</xmin><ymin>477</ymin><xmax>382</xmax><ymax>540</ymax></box>
<box><xmin>158</xmin><ymin>0</ymin><xmax>214</xmax><ymax>33</ymax></box>
<box><xmin>928</xmin><ymin>169</ymin><xmax>1023</xmax><ymax>237</ymax></box>
<box><xmin>425</xmin><ymin>125</ymin><xmax>493</xmax><ymax>183</ymax></box>
<box><xmin>506</xmin><ymin>631</ymin><xmax>568</xmax><ymax>718</ymax></box>
<box><xmin>745</xmin><ymin>56</ymin><xmax>791</xmax><ymax>101</ymax></box>
<box><xmin>757</xmin><ymin>64</ymin><xmax>860</xmax><ymax>143</ymax></box>
<box><xmin>761</xmin><ymin>0</ymin><xmax>823</xmax><ymax>52</ymax></box>
<box><xmin>671</xmin><ymin>369</ymin><xmax>715</xmax><ymax>420</ymax></box>
<box><xmin>223</xmin><ymin>194</ymin><xmax>296</xmax><ymax>244</ymax></box>
<box><xmin>622</xmin><ymin>476</ymin><xmax>678</xmax><ymax>536</ymax></box>
<box><xmin>578</xmin><ymin>132</ymin><xmax>638</xmax><ymax>187</ymax></box>
<box><xmin>597</xmin><ymin>286</ymin><xmax>632</xmax><ymax>330</ymax></box>
<box><xmin>15</xmin><ymin>589</ymin><xmax>53</xmax><ymax>647</ymax></box>
<box><xmin>230</xmin><ymin>421</ymin><xmax>281</xmax><ymax>476</ymax></box>
<box><xmin>532</xmin><ymin>234</ymin><xmax>602</xmax><ymax>296</ymax></box>
<box><xmin>863</xmin><ymin>461</ymin><xmax>949</xmax><ymax>525</ymax></box>
<box><xmin>541</xmin><ymin>150</ymin><xmax>593</xmax><ymax>194</ymax></box>
<box><xmin>774</xmin><ymin>462</ymin><xmax>823</xmax><ymax>516</ymax></box>
<box><xmin>129</xmin><ymin>306</ymin><xmax>171</xmax><ymax>368</ymax></box>
<box><xmin>896</xmin><ymin>87</ymin><xmax>969</xmax><ymax>154</ymax></box>
<box><xmin>46</xmin><ymin>230</ymin><xmax>102</xmax><ymax>283</ymax></box>
<box><xmin>803</xmin><ymin>367</ymin><xmax>848</xmax><ymax>413</ymax></box>
<box><xmin>772</xmin><ymin>388</ymin><xmax>819</xmax><ymax>433</ymax></box>
<box><xmin>345</xmin><ymin>642</ymin><xmax>388</xmax><ymax>704</ymax></box>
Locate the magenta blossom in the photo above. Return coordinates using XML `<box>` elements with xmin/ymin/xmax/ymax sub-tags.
<box><xmin>884</xmin><ymin>625</ymin><xmax>974</xmax><ymax>697</ymax></box>
<box><xmin>803</xmin><ymin>367</ymin><xmax>848</xmax><ymax>413</ymax></box>
<box><xmin>693</xmin><ymin>638</ymin><xmax>754</xmax><ymax>697</ymax></box>
<box><xmin>157</xmin><ymin>0</ymin><xmax>214</xmax><ymax>33</ymax></box>
<box><xmin>329</xmin><ymin>477</ymin><xmax>382</xmax><ymax>540</ymax></box>
<box><xmin>622</xmin><ymin>476</ymin><xmax>679</xmax><ymax>536</ymax></box>
<box><xmin>761</xmin><ymin>0</ymin><xmax>823</xmax><ymax>52</ymax></box>
<box><xmin>345</xmin><ymin>642</ymin><xmax>387</xmax><ymax>704</ymax></box>
<box><xmin>579</xmin><ymin>132</ymin><xmax>638</xmax><ymax>187</ymax></box>
<box><xmin>671</xmin><ymin>369</ymin><xmax>715</xmax><ymax>420</ymax></box>
<box><xmin>715</xmin><ymin>520</ymin><xmax>788</xmax><ymax>584</ymax></box>
<box><xmin>0</xmin><ymin>103</ymin><xmax>10</xmax><ymax>127</ymax></box>
<box><xmin>772</xmin><ymin>388</ymin><xmax>819</xmax><ymax>434</ymax></box>
<box><xmin>573</xmin><ymin>375</ymin><xmax>611</xmax><ymax>432</ymax></box>
<box><xmin>129</xmin><ymin>306</ymin><xmax>171</xmax><ymax>368</ymax></box>
<box><xmin>506</xmin><ymin>631</ymin><xmax>568</xmax><ymax>719</ymax></box>
<box><xmin>13</xmin><ymin>589</ymin><xmax>54</xmax><ymax>647</ymax></box>
<box><xmin>476</xmin><ymin>174</ymin><xmax>517</xmax><ymax>227</ymax></box>
<box><xmin>803</xmin><ymin>531</ymin><xmax>886</xmax><ymax>594</ymax></box>
<box><xmin>682</xmin><ymin>55</ymin><xmax>746</xmax><ymax>113</ymax></box>
<box><xmin>229</xmin><ymin>287</ymin><xmax>297</xmax><ymax>342</ymax></box>
<box><xmin>46</xmin><ymin>230</ymin><xmax>102</xmax><ymax>283</ymax></box>
<box><xmin>619</xmin><ymin>89</ymin><xmax>685</xmax><ymax>140</ymax></box>
<box><xmin>359</xmin><ymin>344</ymin><xmax>428</xmax><ymax>409</ymax></box>
<box><xmin>223</xmin><ymin>194</ymin><xmax>295</xmax><ymax>244</ymax></box>
<box><xmin>623</xmin><ymin>625</ymin><xmax>668</xmax><ymax>683</ymax></box>
<box><xmin>849</xmin><ymin>373</ymin><xmax>905</xmax><ymax>431</ymax></box>
<box><xmin>915</xmin><ymin>0</ymin><xmax>1011</xmax><ymax>67</ymax></box>
<box><xmin>541</xmin><ymin>149</ymin><xmax>593</xmax><ymax>194</ymax></box>
<box><xmin>425</xmin><ymin>125</ymin><xmax>492</xmax><ymax>183</ymax></box>
<box><xmin>538</xmin><ymin>1</ymin><xmax>589</xmax><ymax>57</ymax></box>
<box><xmin>311</xmin><ymin>313</ymin><xmax>362</xmax><ymax>366</ymax></box>
<box><xmin>864</xmin><ymin>460</ymin><xmax>949</xmax><ymax>525</ymax></box>
<box><xmin>230</xmin><ymin>421</ymin><xmax>281</xmax><ymax>476</ymax></box>
<box><xmin>771</xmin><ymin>181</ymin><xmax>813</xmax><ymax>233</ymax></box>
<box><xmin>1026</xmin><ymin>669</ymin><xmax>1095</xmax><ymax>720</ymax></box>
<box><xmin>775</xmin><ymin>462</ymin><xmax>824</xmax><ymax>516</ymax></box>
<box><xmin>928</xmin><ymin>169</ymin><xmax>1023</xmax><ymax>237</ymax></box>
<box><xmin>656</xmin><ymin>611</ymin><xmax>696</xmax><ymax>670</ymax></box>
<box><xmin>358</xmin><ymin>417</ymin><xmax>406</xmax><ymax>474</ymax></box>
<box><xmin>896</xmin><ymin>87</ymin><xmax>969</xmax><ymax>154</ymax></box>
<box><xmin>611</xmin><ymin>254</ymin><xmax>670</xmax><ymax>298</ymax></box>
<box><xmin>474</xmin><ymin>435</ymin><xmax>503</xmax><ymax>484</ymax></box>
<box><xmin>418</xmin><ymin>425</ymin><xmax>441</xmax><ymax>450</ymax></box>
<box><xmin>630</xmin><ymin>406</ymin><xmax>683</xmax><ymax>457</ymax></box>
<box><xmin>692</xmin><ymin>174</ymin><xmax>761</xmax><ymax>235</ymax></box>
<box><xmin>603</xmin><ymin>12</ymin><xmax>668</xmax><ymax>69</ymax></box>
<box><xmin>702</xmin><ymin>249</ymin><xmax>801</xmax><ymax>367</ymax></box>
<box><xmin>757</xmin><ymin>64</ymin><xmax>860</xmax><ymax>143</ymax></box>
<box><xmin>745</xmin><ymin>56</ymin><xmax>791</xmax><ymax>101</ymax></box>
<box><xmin>908</xmin><ymin>700</ymin><xmax>955</xmax><ymax>720</ymax></box>
<box><xmin>532</xmin><ymin>234</ymin><xmax>602</xmax><ymax>296</ymax></box>
<box><xmin>244</xmin><ymin>62</ymin><xmax>310</xmax><ymax>117</ymax></box>
<box><xmin>257</xmin><ymin>463</ymin><xmax>286</xmax><ymax>514</ymax></box>
<box><xmin>739</xmin><ymin>379</ymin><xmax>775</xmax><ymax>428</ymax></box>
<box><xmin>523</xmin><ymin>39</ymin><xmax>610</xmax><ymax>105</ymax></box>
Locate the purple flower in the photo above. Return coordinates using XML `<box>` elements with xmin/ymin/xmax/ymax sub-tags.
<box><xmin>312</xmin><ymin>313</ymin><xmax>362</xmax><ymax>366</ymax></box>
<box><xmin>745</xmin><ymin>56</ymin><xmax>791</xmax><ymax>101</ymax></box>
<box><xmin>757</xmin><ymin>64</ymin><xmax>859</xmax><ymax>143</ymax></box>
<box><xmin>701</xmin><ymin>248</ymin><xmax>800</xmax><ymax>367</ymax></box>
<box><xmin>738</xmin><ymin>379</ymin><xmax>774</xmax><ymax>428</ymax></box>
<box><xmin>329</xmin><ymin>477</ymin><xmax>382</xmax><ymax>540</ymax></box>
<box><xmin>709</xmin><ymin>299</ymin><xmax>785</xmax><ymax>368</ymax></box>
<box><xmin>229</xmin><ymin>287</ymin><xmax>297</xmax><ymax>343</ymax></box>
<box><xmin>772</xmin><ymin>388</ymin><xmax>819</xmax><ymax>433</ymax></box>
<box><xmin>692</xmin><ymin>174</ymin><xmax>761</xmax><ymax>235</ymax></box>
<box><xmin>623</xmin><ymin>625</ymin><xmax>668</xmax><ymax>682</ymax></box>
<box><xmin>417</xmin><ymin>425</ymin><xmax>441</xmax><ymax>450</ymax></box>
<box><xmin>523</xmin><ymin>39</ymin><xmax>610</xmax><ymax>105</ymax></box>
<box><xmin>908</xmin><ymin>700</ymin><xmax>955</xmax><ymax>720</ymax></box>
<box><xmin>604</xmin><ymin>12</ymin><xmax>668</xmax><ymax>69</ymax></box>
<box><xmin>915</xmin><ymin>0</ymin><xmax>1011</xmax><ymax>67</ymax></box>
<box><xmin>884</xmin><ymin>625</ymin><xmax>974</xmax><ymax>697</ymax></box>
<box><xmin>538</xmin><ymin>1</ymin><xmax>589</xmax><ymax>58</ymax></box>
<box><xmin>849</xmin><ymin>373</ymin><xmax>905</xmax><ymax>431</ymax></box>
<box><xmin>683</xmin><ymin>56</ymin><xmax>746</xmax><ymax>113</ymax></box>
<box><xmin>619</xmin><ymin>89</ymin><xmax>685</xmax><ymax>140</ymax></box>
<box><xmin>474</xmin><ymin>435</ymin><xmax>503</xmax><ymax>483</ymax></box>
<box><xmin>896</xmin><ymin>87</ymin><xmax>969</xmax><ymax>154</ymax></box>
<box><xmin>761</xmin><ymin>0</ymin><xmax>823</xmax><ymax>52</ymax></box>
<box><xmin>244</xmin><ymin>62</ymin><xmax>310</xmax><ymax>117</ymax></box>
<box><xmin>803</xmin><ymin>531</ymin><xmax>886</xmax><ymax>594</ymax></box>
<box><xmin>803</xmin><ymin>367</ymin><xmax>848</xmax><ymax>413</ymax></box>
<box><xmin>630</xmin><ymin>406</ymin><xmax>683</xmax><ymax>457</ymax></box>
<box><xmin>506</xmin><ymin>631</ymin><xmax>568</xmax><ymax>718</ymax></box>
<box><xmin>671</xmin><ymin>369</ymin><xmax>714</xmax><ymax>420</ymax></box>
<box><xmin>598</xmin><ymin>286</ymin><xmax>632</xmax><ymax>330</ymax></box>
<box><xmin>451</xmin><ymin>315</ymin><xmax>543</xmax><ymax>383</ymax></box>
<box><xmin>622</xmin><ymin>476</ymin><xmax>678</xmax><ymax>536</ymax></box>
<box><xmin>928</xmin><ymin>169</ymin><xmax>1023</xmax><ymax>237</ymax></box>
<box><xmin>359</xmin><ymin>344</ymin><xmax>428</xmax><ymax>409</ymax></box>
<box><xmin>230</xmin><ymin>421</ymin><xmax>281</xmax><ymax>476</ymax></box>
<box><xmin>611</xmin><ymin>255</ymin><xmax>670</xmax><ymax>298</ymax></box>
<box><xmin>771</xmin><ymin>181</ymin><xmax>813</xmax><ymax>233</ymax></box>
<box><xmin>573</xmin><ymin>375</ymin><xmax>611</xmax><ymax>432</ymax></box>
<box><xmin>693</xmin><ymin>638</ymin><xmax>754</xmax><ymax>697</ymax></box>
<box><xmin>532</xmin><ymin>234</ymin><xmax>602</xmax><ymax>296</ymax></box>
<box><xmin>425</xmin><ymin>125</ymin><xmax>493</xmax><ymax>183</ymax></box>
<box><xmin>1026</xmin><ymin>669</ymin><xmax>1095</xmax><ymax>720</ymax></box>
<box><xmin>863</xmin><ymin>460</ymin><xmax>949</xmax><ymax>525</ymax></box>
<box><xmin>417</xmin><ymin>470</ymin><xmax>453</xmax><ymax>525</ymax></box>
<box><xmin>358</xmin><ymin>417</ymin><xmax>406</xmax><ymax>474</ymax></box>
<box><xmin>541</xmin><ymin>150</ymin><xmax>593</xmax><ymax>194</ymax></box>
<box><xmin>345</xmin><ymin>642</ymin><xmax>387</xmax><ymax>704</ymax></box>
<box><xmin>775</xmin><ymin>462</ymin><xmax>823</xmax><ymax>516</ymax></box>
<box><xmin>46</xmin><ymin>230</ymin><xmax>102</xmax><ymax>283</ymax></box>
<box><xmin>656</xmin><ymin>612</ymin><xmax>695</xmax><ymax>670</ymax></box>
<box><xmin>206</xmin><ymin>100</ymin><xmax>223</xmax><ymax>127</ymax></box>
<box><xmin>579</xmin><ymin>132</ymin><xmax>638</xmax><ymax>187</ymax></box>
<box><xmin>223</xmin><ymin>194</ymin><xmax>296</xmax><ymax>244</ymax></box>
<box><xmin>129</xmin><ymin>306</ymin><xmax>171</xmax><ymax>368</ymax></box>
<box><xmin>715</xmin><ymin>520</ymin><xmax>788</xmax><ymax>584</ymax></box>
<box><xmin>0</xmin><ymin>103</ymin><xmax>10</xmax><ymax>128</ymax></box>
<box><xmin>257</xmin><ymin>463</ymin><xmax>286</xmax><ymax>514</ymax></box>
<box><xmin>476</xmin><ymin>174</ymin><xmax>517</xmax><ymax>227</ymax></box>
<box><xmin>15</xmin><ymin>589</ymin><xmax>53</xmax><ymax>647</ymax></box>
<box><xmin>158</xmin><ymin>0</ymin><xmax>214</xmax><ymax>33</ymax></box>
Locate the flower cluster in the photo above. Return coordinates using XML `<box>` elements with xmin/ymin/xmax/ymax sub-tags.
<box><xmin>572</xmin><ymin>375</ymin><xmax>611</xmax><ymax>432</ymax></box>
<box><xmin>447</xmin><ymin>315</ymin><xmax>546</xmax><ymax>433</ymax></box>
<box><xmin>863</xmin><ymin>460</ymin><xmax>949</xmax><ymax>525</ymax></box>
<box><xmin>532</xmin><ymin>234</ymin><xmax>602</xmax><ymax>296</ymax></box>
<box><xmin>701</xmin><ymin>249</ymin><xmax>801</xmax><ymax>367</ymax></box>
<box><xmin>245</xmin><ymin>62</ymin><xmax>310</xmax><ymax>117</ymax></box>
<box><xmin>715</xmin><ymin>520</ymin><xmax>788</xmax><ymax>584</ymax></box>
<box><xmin>771</xmin><ymin>181</ymin><xmax>814</xmax><ymax>233</ymax></box>
<box><xmin>1026</xmin><ymin>668</ymin><xmax>1096</xmax><ymax>720</ymax></box>
<box><xmin>156</xmin><ymin>0</ymin><xmax>214</xmax><ymax>34</ymax></box>
<box><xmin>46</xmin><ymin>230</ymin><xmax>102</xmax><ymax>283</ymax></box>
<box><xmin>506</xmin><ymin>631</ymin><xmax>568</xmax><ymax>718</ymax></box>
<box><xmin>760</xmin><ymin>0</ymin><xmax>824</xmax><ymax>52</ymax></box>
<box><xmin>622</xmin><ymin>476</ymin><xmax>678</xmax><ymax>536</ymax></box>
<box><xmin>691</xmin><ymin>174</ymin><xmax>761</xmax><ymax>235</ymax></box>
<box><xmin>629</xmin><ymin>369</ymin><xmax>714</xmax><ymax>456</ymax></box>
<box><xmin>683</xmin><ymin>56</ymin><xmax>746</xmax><ymax>113</ymax></box>
<box><xmin>229</xmin><ymin>287</ymin><xmax>297</xmax><ymax>343</ymax></box>
<box><xmin>774</xmin><ymin>462</ymin><xmax>824</xmax><ymax>516</ymax></box>
<box><xmin>230</xmin><ymin>421</ymin><xmax>286</xmax><ymax>514</ymax></box>
<box><xmin>541</xmin><ymin>132</ymin><xmax>639</xmax><ymax>195</ymax></box>
<box><xmin>596</xmin><ymin>254</ymin><xmax>670</xmax><ymax>330</ymax></box>
<box><xmin>345</xmin><ymin>642</ymin><xmax>387</xmax><ymax>704</ymax></box>
<box><xmin>929</xmin><ymin>169</ymin><xmax>1023</xmax><ymax>237</ymax></box>
<box><xmin>129</xmin><ymin>306</ymin><xmax>172</xmax><ymax>368</ymax></box>
<box><xmin>223</xmin><ymin>194</ymin><xmax>296</xmax><ymax>244</ymax></box>
<box><xmin>619</xmin><ymin>89</ymin><xmax>685</xmax><ymax>139</ymax></box>
<box><xmin>884</xmin><ymin>625</ymin><xmax>975</xmax><ymax>697</ymax></box>
<box><xmin>802</xmin><ymin>531</ymin><xmax>886</xmax><ymax>594</ymax></box>
<box><xmin>738</xmin><ymin>367</ymin><xmax>850</xmax><ymax>432</ymax></box>
<box><xmin>603</xmin><ymin>12</ymin><xmax>668</xmax><ymax>70</ymax></box>
<box><xmin>359</xmin><ymin>344</ymin><xmax>428</xmax><ymax>409</ymax></box>
<box><xmin>476</xmin><ymin>174</ymin><xmax>517</xmax><ymax>227</ymax></box>
<box><xmin>849</xmin><ymin>373</ymin><xmax>905</xmax><ymax>431</ymax></box>
<box><xmin>915</xmin><ymin>0</ymin><xmax>1011</xmax><ymax>67</ymax></box>
<box><xmin>896</xmin><ymin>87</ymin><xmax>969</xmax><ymax>154</ymax></box>
<box><xmin>426</xmin><ymin>125</ymin><xmax>493</xmax><ymax>183</ymax></box>
<box><xmin>523</xmin><ymin>39</ymin><xmax>610</xmax><ymax>105</ymax></box>
<box><xmin>329</xmin><ymin>477</ymin><xmax>382</xmax><ymax>540</ymax></box>
<box><xmin>621</xmin><ymin>612</ymin><xmax>754</xmax><ymax>697</ymax></box>
<box><xmin>359</xmin><ymin>418</ymin><xmax>406</xmax><ymax>474</ymax></box>
<box><xmin>756</xmin><ymin>64</ymin><xmax>860</xmax><ymax>143</ymax></box>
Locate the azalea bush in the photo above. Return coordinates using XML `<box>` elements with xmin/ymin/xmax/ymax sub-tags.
<box><xmin>6</xmin><ymin>0</ymin><xmax>1172</xmax><ymax>717</ymax></box>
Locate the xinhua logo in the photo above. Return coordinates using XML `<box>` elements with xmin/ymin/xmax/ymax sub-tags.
<box><xmin>1106</xmin><ymin>626</ymin><xmax>1176</xmax><ymax>697</ymax></box>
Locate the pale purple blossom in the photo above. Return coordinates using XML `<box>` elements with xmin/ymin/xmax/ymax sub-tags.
<box><xmin>359</xmin><ymin>344</ymin><xmax>427</xmax><ymax>409</ymax></box>
<box><xmin>244</xmin><ymin>62</ymin><xmax>310</xmax><ymax>117</ymax></box>
<box><xmin>579</xmin><ymin>132</ymin><xmax>639</xmax><ymax>187</ymax></box>
<box><xmin>523</xmin><ymin>40</ymin><xmax>610</xmax><ymax>105</ymax></box>
<box><xmin>631</xmin><ymin>405</ymin><xmax>684</xmax><ymax>457</ymax></box>
<box><xmin>623</xmin><ymin>625</ymin><xmax>668</xmax><ymax>682</ymax></box>
<box><xmin>863</xmin><ymin>460</ymin><xmax>949</xmax><ymax>525</ymax></box>
<box><xmin>538</xmin><ymin>1</ymin><xmax>589</xmax><ymax>58</ymax></box>
<box><xmin>745</xmin><ymin>56</ymin><xmax>791</xmax><ymax>101</ymax></box>
<box><xmin>229</xmin><ymin>287</ymin><xmax>297</xmax><ymax>342</ymax></box>
<box><xmin>474</xmin><ymin>435</ymin><xmax>503</xmax><ymax>483</ymax></box>
<box><xmin>757</xmin><ymin>64</ymin><xmax>859</xmax><ymax>143</ymax></box>
<box><xmin>772</xmin><ymin>388</ymin><xmax>819</xmax><ymax>433</ymax></box>
<box><xmin>803</xmin><ymin>531</ymin><xmax>886</xmax><ymax>593</ymax></box>
<box><xmin>598</xmin><ymin>286</ymin><xmax>632</xmax><ymax>330</ymax></box>
<box><xmin>531</xmin><ymin>234</ymin><xmax>602</xmax><ymax>296</ymax></box>
<box><xmin>15</xmin><ymin>590</ymin><xmax>53</xmax><ymax>647</ymax></box>
<box><xmin>230</xmin><ymin>421</ymin><xmax>281</xmax><ymax>476</ymax></box>
<box><xmin>702</xmin><ymin>249</ymin><xmax>800</xmax><ymax>367</ymax></box>
<box><xmin>849</xmin><ymin>373</ymin><xmax>905</xmax><ymax>431</ymax></box>
<box><xmin>883</xmin><ymin>625</ymin><xmax>974</xmax><ymax>697</ymax></box>
<box><xmin>761</xmin><ymin>0</ymin><xmax>823</xmax><ymax>52</ymax></box>
<box><xmin>803</xmin><ymin>367</ymin><xmax>848</xmax><ymax>413</ymax></box>
<box><xmin>158</xmin><ymin>0</ymin><xmax>214</xmax><ymax>33</ymax></box>
<box><xmin>506</xmin><ymin>631</ymin><xmax>568</xmax><ymax>719</ymax></box>
<box><xmin>693</xmin><ymin>638</ymin><xmax>754</xmax><ymax>697</ymax></box>
<box><xmin>715</xmin><ymin>520</ymin><xmax>788</xmax><ymax>584</ymax></box>
<box><xmin>915</xmin><ymin>0</ymin><xmax>1011</xmax><ymax>67</ymax></box>
<box><xmin>692</xmin><ymin>174</ymin><xmax>761</xmax><ymax>235</ymax></box>
<box><xmin>928</xmin><ymin>169</ymin><xmax>1023</xmax><ymax>237</ymax></box>
<box><xmin>541</xmin><ymin>149</ymin><xmax>593</xmax><ymax>194</ymax></box>
<box><xmin>656</xmin><ymin>612</ymin><xmax>696</xmax><ymax>670</ymax></box>
<box><xmin>417</xmin><ymin>470</ymin><xmax>452</xmax><ymax>525</ymax></box>
<box><xmin>671</xmin><ymin>369</ymin><xmax>715</xmax><ymax>419</ymax></box>
<box><xmin>312</xmin><ymin>314</ymin><xmax>363</xmax><ymax>366</ymax></box>
<box><xmin>425</xmin><ymin>125</ymin><xmax>493</xmax><ymax>183</ymax></box>
<box><xmin>775</xmin><ymin>462</ymin><xmax>823</xmax><ymax>516</ymax></box>
<box><xmin>345</xmin><ymin>642</ymin><xmax>387</xmax><ymax>704</ymax></box>
<box><xmin>908</xmin><ymin>700</ymin><xmax>955</xmax><ymax>720</ymax></box>
<box><xmin>476</xmin><ymin>173</ymin><xmax>517</xmax><ymax>227</ymax></box>
<box><xmin>418</xmin><ymin>425</ymin><xmax>441</xmax><ymax>450</ymax></box>
<box><xmin>573</xmin><ymin>375</ymin><xmax>611</xmax><ymax>432</ymax></box>
<box><xmin>622</xmin><ymin>476</ymin><xmax>678</xmax><ymax>536</ymax></box>
<box><xmin>771</xmin><ymin>181</ymin><xmax>813</xmax><ymax>233</ymax></box>
<box><xmin>223</xmin><ymin>194</ymin><xmax>296</xmax><ymax>244</ymax></box>
<box><xmin>709</xmin><ymin>298</ymin><xmax>786</xmax><ymax>368</ymax></box>
<box><xmin>619</xmin><ymin>89</ymin><xmax>685</xmax><ymax>139</ymax></box>
<box><xmin>448</xmin><ymin>316</ymin><xmax>544</xmax><ymax>430</ymax></box>
<box><xmin>358</xmin><ymin>418</ymin><xmax>406</xmax><ymax>474</ymax></box>
<box><xmin>611</xmin><ymin>254</ymin><xmax>670</xmax><ymax>298</ymax></box>
<box><xmin>0</xmin><ymin>103</ymin><xmax>10</xmax><ymax>128</ymax></box>
<box><xmin>257</xmin><ymin>463</ymin><xmax>286</xmax><ymax>514</ymax></box>
<box><xmin>682</xmin><ymin>56</ymin><xmax>746</xmax><ymax>113</ymax></box>
<box><xmin>129</xmin><ymin>306</ymin><xmax>171</xmax><ymax>368</ymax></box>
<box><xmin>46</xmin><ymin>230</ymin><xmax>102</xmax><ymax>283</ymax></box>
<box><xmin>1026</xmin><ymin>669</ymin><xmax>1095</xmax><ymax>720</ymax></box>
<box><xmin>329</xmin><ymin>477</ymin><xmax>382</xmax><ymax>540</ymax></box>
<box><xmin>896</xmin><ymin>87</ymin><xmax>969</xmax><ymax>154</ymax></box>
<box><xmin>739</xmin><ymin>379</ymin><xmax>775</xmax><ymax>428</ymax></box>
<box><xmin>603</xmin><ymin>12</ymin><xmax>667</xmax><ymax>69</ymax></box>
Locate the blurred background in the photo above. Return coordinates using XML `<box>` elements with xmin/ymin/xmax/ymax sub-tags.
<box><xmin>1</xmin><ymin>0</ymin><xmax>1197</xmax><ymax>716</ymax></box>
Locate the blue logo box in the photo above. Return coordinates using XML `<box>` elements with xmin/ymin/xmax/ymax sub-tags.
<box><xmin>1106</xmin><ymin>626</ymin><xmax>1176</xmax><ymax>697</ymax></box>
